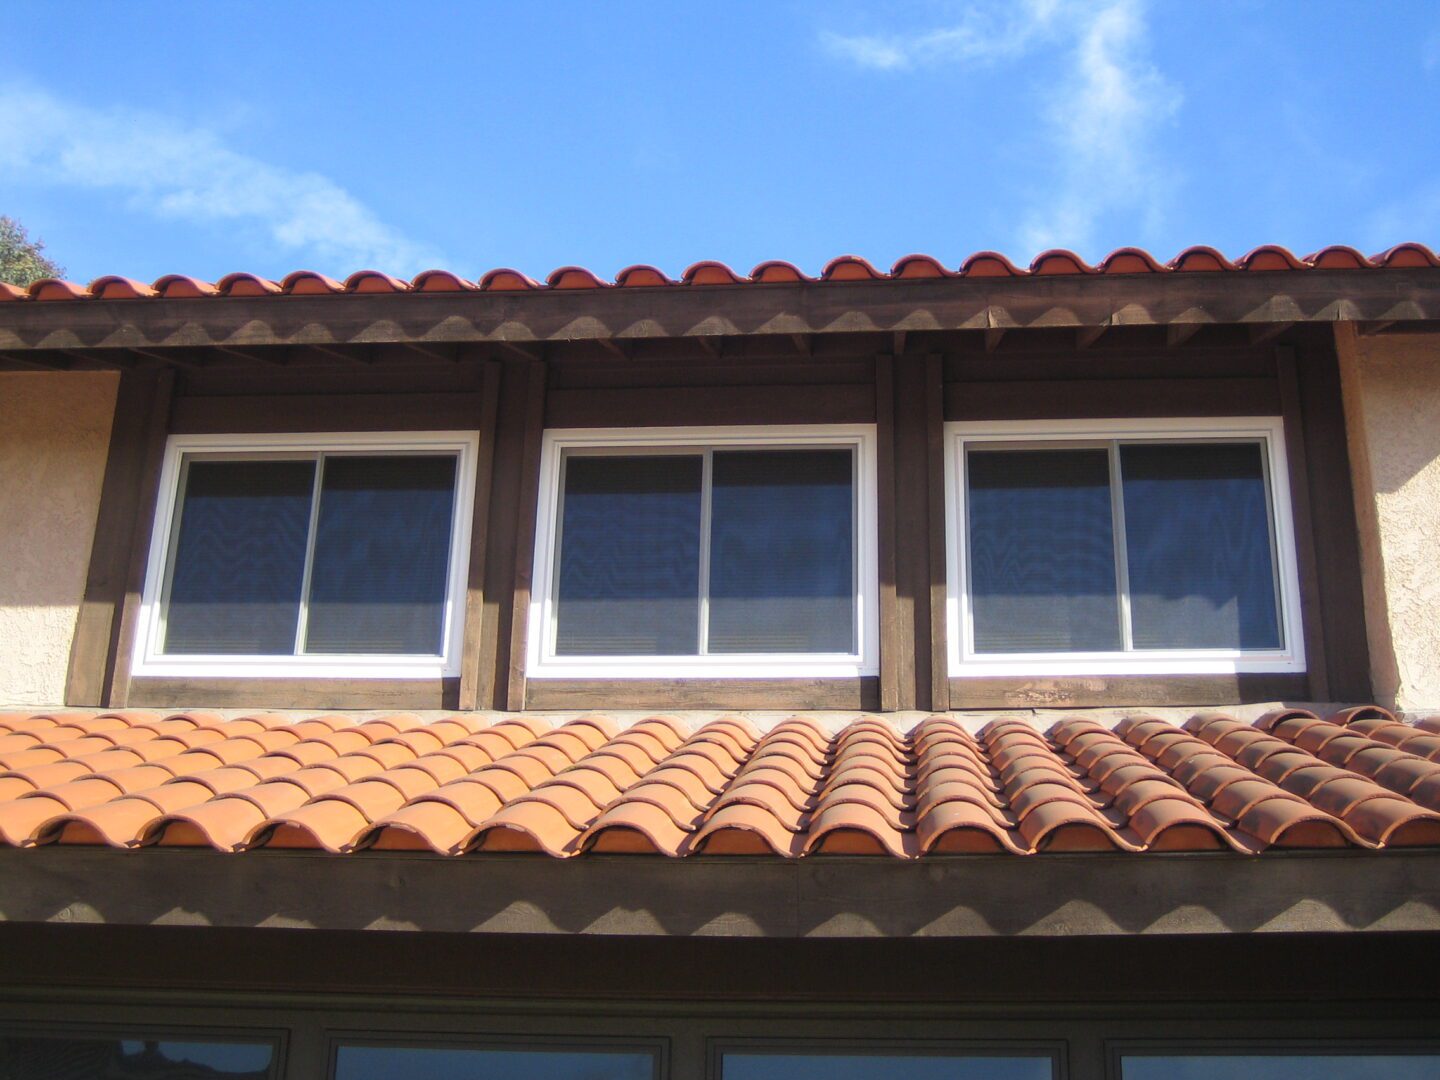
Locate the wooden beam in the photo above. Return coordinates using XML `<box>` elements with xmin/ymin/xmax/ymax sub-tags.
<box><xmin>875</xmin><ymin>354</ymin><xmax>899</xmax><ymax>713</ymax></box>
<box><xmin>128</xmin><ymin>347</ymin><xmax>204</xmax><ymax>370</ymax></box>
<box><xmin>1248</xmin><ymin>321</ymin><xmax>1296</xmax><ymax>346</ymax></box>
<box><xmin>492</xmin><ymin>340</ymin><xmax>543</xmax><ymax>363</ymax></box>
<box><xmin>984</xmin><ymin>327</ymin><xmax>1006</xmax><ymax>353</ymax></box>
<box><xmin>0</xmin><ymin>350</ymin><xmax>68</xmax><ymax>371</ymax></box>
<box><xmin>694</xmin><ymin>335</ymin><xmax>722</xmax><ymax>359</ymax></box>
<box><xmin>790</xmin><ymin>333</ymin><xmax>812</xmax><ymax>357</ymax></box>
<box><xmin>924</xmin><ymin>352</ymin><xmax>949</xmax><ymax>713</ymax></box>
<box><xmin>400</xmin><ymin>342</ymin><xmax>457</xmax><ymax>363</ymax></box>
<box><xmin>506</xmin><ymin>361</ymin><xmax>548</xmax><ymax>711</ymax></box>
<box><xmin>215</xmin><ymin>345</ymin><xmax>285</xmax><ymax>365</ymax></box>
<box><xmin>1275</xmin><ymin>345</ymin><xmax>1329</xmax><ymax>703</ymax></box>
<box><xmin>595</xmin><ymin>338</ymin><xmax>629</xmax><ymax>360</ymax></box>
<box><xmin>1358</xmin><ymin>320</ymin><xmax>1396</xmax><ymax>336</ymax></box>
<box><xmin>2</xmin><ymin>269</ymin><xmax>1435</xmax><ymax>353</ymax></box>
<box><xmin>892</xmin><ymin>330</ymin><xmax>908</xmax><ymax>356</ymax></box>
<box><xmin>1165</xmin><ymin>322</ymin><xmax>1204</xmax><ymax>348</ymax></box>
<box><xmin>459</xmin><ymin>365</ymin><xmax>502</xmax><ymax>711</ymax></box>
<box><xmin>1076</xmin><ymin>325</ymin><xmax>1108</xmax><ymax>349</ymax></box>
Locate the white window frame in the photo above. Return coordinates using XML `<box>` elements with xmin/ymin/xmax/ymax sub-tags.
<box><xmin>944</xmin><ymin>416</ymin><xmax>1307</xmax><ymax>677</ymax></box>
<box><xmin>132</xmin><ymin>430</ymin><xmax>479</xmax><ymax>680</ymax></box>
<box><xmin>527</xmin><ymin>425</ymin><xmax>880</xmax><ymax>680</ymax></box>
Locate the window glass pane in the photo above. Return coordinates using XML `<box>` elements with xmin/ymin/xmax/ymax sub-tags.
<box><xmin>0</xmin><ymin>1036</ymin><xmax>275</xmax><ymax>1078</ymax></box>
<box><xmin>708</xmin><ymin>449</ymin><xmax>855</xmax><ymax>654</ymax></box>
<box><xmin>555</xmin><ymin>455</ymin><xmax>703</xmax><ymax>655</ymax></box>
<box><xmin>1122</xmin><ymin>1054</ymin><xmax>1440</xmax><ymax>1080</ymax></box>
<box><xmin>334</xmin><ymin>1046</ymin><xmax>655</xmax><ymax>1080</ymax></box>
<box><xmin>1120</xmin><ymin>442</ymin><xmax>1282</xmax><ymax>650</ymax></box>
<box><xmin>304</xmin><ymin>455</ymin><xmax>457</xmax><ymax>655</ymax></box>
<box><xmin>966</xmin><ymin>448</ymin><xmax>1121</xmax><ymax>653</ymax></box>
<box><xmin>723</xmin><ymin>1053</ymin><xmax>1053</xmax><ymax>1080</ymax></box>
<box><xmin>163</xmin><ymin>459</ymin><xmax>315</xmax><ymax>655</ymax></box>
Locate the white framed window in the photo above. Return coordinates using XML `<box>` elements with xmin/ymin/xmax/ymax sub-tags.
<box><xmin>133</xmin><ymin>430</ymin><xmax>479</xmax><ymax>679</ymax></box>
<box><xmin>527</xmin><ymin>425</ymin><xmax>879</xmax><ymax>679</ymax></box>
<box><xmin>944</xmin><ymin>416</ymin><xmax>1306</xmax><ymax>677</ymax></box>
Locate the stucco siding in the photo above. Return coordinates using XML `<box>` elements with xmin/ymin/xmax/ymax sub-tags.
<box><xmin>0</xmin><ymin>372</ymin><xmax>118</xmax><ymax>705</ymax></box>
<box><xmin>1335</xmin><ymin>325</ymin><xmax>1440</xmax><ymax>712</ymax></box>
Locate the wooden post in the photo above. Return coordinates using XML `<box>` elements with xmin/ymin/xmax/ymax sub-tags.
<box><xmin>875</xmin><ymin>354</ymin><xmax>900</xmax><ymax>712</ymax></box>
<box><xmin>457</xmin><ymin>360</ymin><xmax>503</xmax><ymax>711</ymax></box>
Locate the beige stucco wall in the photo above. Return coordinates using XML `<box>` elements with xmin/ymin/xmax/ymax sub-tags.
<box><xmin>1335</xmin><ymin>325</ymin><xmax>1440</xmax><ymax>713</ymax></box>
<box><xmin>0</xmin><ymin>372</ymin><xmax>118</xmax><ymax>705</ymax></box>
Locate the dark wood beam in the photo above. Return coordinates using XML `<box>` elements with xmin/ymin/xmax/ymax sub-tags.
<box><xmin>1076</xmin><ymin>325</ymin><xmax>1108</xmax><ymax>349</ymax></box>
<box><xmin>0</xmin><ymin>350</ymin><xmax>68</xmax><ymax>371</ymax></box>
<box><xmin>1165</xmin><ymin>322</ymin><xmax>1205</xmax><ymax>348</ymax></box>
<box><xmin>400</xmin><ymin>342</ymin><xmax>457</xmax><ymax>363</ymax></box>
<box><xmin>1248</xmin><ymin>321</ymin><xmax>1297</xmax><ymax>346</ymax></box>
<box><xmin>695</xmin><ymin>335</ymin><xmax>722</xmax><ymax>359</ymax></box>
<box><xmin>128</xmin><ymin>347</ymin><xmax>203</xmax><ymax>370</ymax></box>
<box><xmin>892</xmin><ymin>330</ymin><xmax>908</xmax><ymax>356</ymax></box>
<box><xmin>491</xmin><ymin>340</ymin><xmax>542</xmax><ymax>363</ymax></box>
<box><xmin>215</xmin><ymin>345</ymin><xmax>285</xmax><ymax>366</ymax></box>
<box><xmin>984</xmin><ymin>327</ymin><xmax>1006</xmax><ymax>352</ymax></box>
<box><xmin>789</xmin><ymin>333</ymin><xmax>812</xmax><ymax>357</ymax></box>
<box><xmin>595</xmin><ymin>338</ymin><xmax>629</xmax><ymax>360</ymax></box>
<box><xmin>3</xmin><ymin>269</ymin><xmax>1431</xmax><ymax>353</ymax></box>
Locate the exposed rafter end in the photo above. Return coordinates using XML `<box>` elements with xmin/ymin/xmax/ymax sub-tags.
<box><xmin>0</xmin><ymin>350</ymin><xmax>68</xmax><ymax>371</ymax></box>
<box><xmin>492</xmin><ymin>340</ymin><xmax>544</xmax><ymax>363</ymax></box>
<box><xmin>216</xmin><ymin>345</ymin><xmax>286</xmax><ymax>366</ymax></box>
<box><xmin>1165</xmin><ymin>322</ymin><xmax>1205</xmax><ymax>349</ymax></box>
<box><xmin>128</xmin><ymin>347</ymin><xmax>204</xmax><ymax>370</ymax></box>
<box><xmin>1248</xmin><ymin>321</ymin><xmax>1296</xmax><ymax>346</ymax></box>
<box><xmin>400</xmin><ymin>342</ymin><xmax>458</xmax><ymax>363</ymax></box>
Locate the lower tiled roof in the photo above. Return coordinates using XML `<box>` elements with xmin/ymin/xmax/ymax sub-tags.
<box><xmin>0</xmin><ymin>708</ymin><xmax>1437</xmax><ymax>858</ymax></box>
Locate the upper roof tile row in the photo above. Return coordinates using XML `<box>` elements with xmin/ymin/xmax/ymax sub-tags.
<box><xmin>1</xmin><ymin>706</ymin><xmax>1438</xmax><ymax>858</ymax></box>
<box><xmin>4</xmin><ymin>244</ymin><xmax>1438</xmax><ymax>303</ymax></box>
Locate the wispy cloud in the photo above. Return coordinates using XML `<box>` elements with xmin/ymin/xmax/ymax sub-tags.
<box><xmin>823</xmin><ymin>1</ymin><xmax>1180</xmax><ymax>258</ymax></box>
<box><xmin>822</xmin><ymin>0</ymin><xmax>1061</xmax><ymax>71</ymax></box>
<box><xmin>0</xmin><ymin>85</ymin><xmax>441</xmax><ymax>276</ymax></box>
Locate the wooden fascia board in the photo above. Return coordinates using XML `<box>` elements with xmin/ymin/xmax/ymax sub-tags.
<box><xmin>2</xmin><ymin>848</ymin><xmax>1437</xmax><ymax>939</ymax></box>
<box><xmin>1</xmin><ymin>270</ymin><xmax>1436</xmax><ymax>353</ymax></box>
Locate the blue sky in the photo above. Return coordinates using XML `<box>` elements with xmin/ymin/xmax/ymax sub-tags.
<box><xmin>4</xmin><ymin>2</ymin><xmax>1438</xmax><ymax>284</ymax></box>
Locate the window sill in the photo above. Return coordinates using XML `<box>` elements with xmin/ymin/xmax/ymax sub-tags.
<box><xmin>948</xmin><ymin>671</ymin><xmax>1309</xmax><ymax>709</ymax></box>
<box><xmin>127</xmin><ymin>676</ymin><xmax>460</xmax><ymax>711</ymax></box>
<box><xmin>522</xmin><ymin>676</ymin><xmax>879</xmax><ymax>711</ymax></box>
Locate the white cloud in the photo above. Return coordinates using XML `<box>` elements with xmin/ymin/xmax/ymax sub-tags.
<box><xmin>1019</xmin><ymin>0</ymin><xmax>1180</xmax><ymax>254</ymax></box>
<box><xmin>823</xmin><ymin>1</ymin><xmax>1180</xmax><ymax>258</ymax></box>
<box><xmin>822</xmin><ymin>1</ymin><xmax>1061</xmax><ymax>71</ymax></box>
<box><xmin>0</xmin><ymin>86</ymin><xmax>441</xmax><ymax>276</ymax></box>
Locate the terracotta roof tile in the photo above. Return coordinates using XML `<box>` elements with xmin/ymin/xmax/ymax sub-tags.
<box><xmin>10</xmin><ymin>245</ymin><xmax>1431</xmax><ymax>304</ymax></box>
<box><xmin>1</xmin><ymin>708</ymin><xmax>1436</xmax><ymax>859</ymax></box>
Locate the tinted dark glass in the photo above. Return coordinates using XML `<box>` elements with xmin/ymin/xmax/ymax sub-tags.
<box><xmin>708</xmin><ymin>449</ymin><xmax>855</xmax><ymax>653</ymax></box>
<box><xmin>555</xmin><ymin>455</ymin><xmax>703</xmax><ymax>655</ymax></box>
<box><xmin>334</xmin><ymin>1046</ymin><xmax>655</xmax><ymax>1080</ymax></box>
<box><xmin>1121</xmin><ymin>442</ymin><xmax>1281</xmax><ymax>650</ymax></box>
<box><xmin>304</xmin><ymin>455</ymin><xmax>457</xmax><ymax>655</ymax></box>
<box><xmin>0</xmin><ymin>1036</ymin><xmax>274</xmax><ymax>1079</ymax></box>
<box><xmin>723</xmin><ymin>1054</ymin><xmax>1053</xmax><ymax>1080</ymax></box>
<box><xmin>1122</xmin><ymin>1055</ymin><xmax>1440</xmax><ymax>1080</ymax></box>
<box><xmin>163</xmin><ymin>459</ymin><xmax>315</xmax><ymax>654</ymax></box>
<box><xmin>966</xmin><ymin>448</ymin><xmax>1121</xmax><ymax>653</ymax></box>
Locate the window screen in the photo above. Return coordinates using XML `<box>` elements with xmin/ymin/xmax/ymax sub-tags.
<box><xmin>964</xmin><ymin>438</ymin><xmax>1286</xmax><ymax>656</ymax></box>
<box><xmin>161</xmin><ymin>452</ymin><xmax>459</xmax><ymax>657</ymax></box>
<box><xmin>552</xmin><ymin>446</ymin><xmax>858</xmax><ymax>657</ymax></box>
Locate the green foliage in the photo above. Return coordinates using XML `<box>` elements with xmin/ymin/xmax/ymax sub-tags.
<box><xmin>0</xmin><ymin>216</ymin><xmax>65</xmax><ymax>287</ymax></box>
